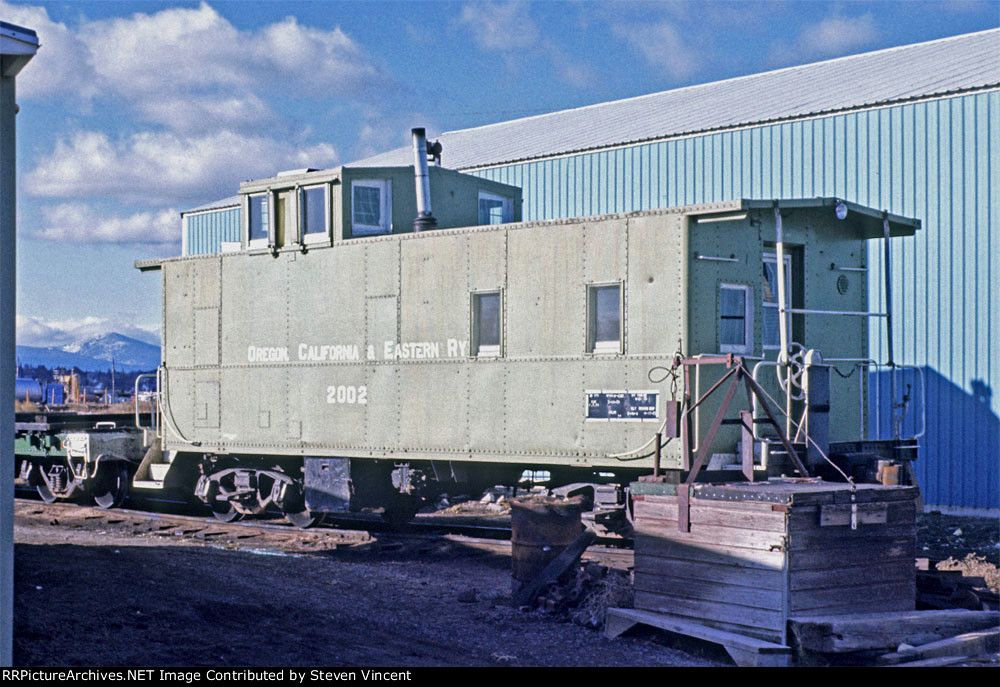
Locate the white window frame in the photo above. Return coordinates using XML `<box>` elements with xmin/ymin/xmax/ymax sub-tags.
<box><xmin>299</xmin><ymin>183</ymin><xmax>330</xmax><ymax>245</ymax></box>
<box><xmin>269</xmin><ymin>188</ymin><xmax>295</xmax><ymax>250</ymax></box>
<box><xmin>471</xmin><ymin>290</ymin><xmax>503</xmax><ymax>358</ymax></box>
<box><xmin>351</xmin><ymin>179</ymin><xmax>391</xmax><ymax>236</ymax></box>
<box><xmin>587</xmin><ymin>282</ymin><xmax>624</xmax><ymax>355</ymax></box>
<box><xmin>478</xmin><ymin>190</ymin><xmax>512</xmax><ymax>225</ymax></box>
<box><xmin>762</xmin><ymin>253</ymin><xmax>792</xmax><ymax>350</ymax></box>
<box><xmin>246</xmin><ymin>192</ymin><xmax>270</xmax><ymax>250</ymax></box>
<box><xmin>719</xmin><ymin>283</ymin><xmax>753</xmax><ymax>354</ymax></box>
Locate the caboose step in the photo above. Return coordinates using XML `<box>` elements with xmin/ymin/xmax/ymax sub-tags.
<box><xmin>133</xmin><ymin>437</ymin><xmax>165</xmax><ymax>485</ymax></box>
<box><xmin>150</xmin><ymin>463</ymin><xmax>171</xmax><ymax>482</ymax></box>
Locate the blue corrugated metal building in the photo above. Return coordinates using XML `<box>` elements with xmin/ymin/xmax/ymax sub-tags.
<box><xmin>183</xmin><ymin>30</ymin><xmax>999</xmax><ymax>511</ymax></box>
<box><xmin>181</xmin><ymin>195</ymin><xmax>240</xmax><ymax>256</ymax></box>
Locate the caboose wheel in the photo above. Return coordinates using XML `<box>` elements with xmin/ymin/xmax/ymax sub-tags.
<box><xmin>283</xmin><ymin>509</ymin><xmax>325</xmax><ymax>529</ymax></box>
<box><xmin>210</xmin><ymin>501</ymin><xmax>243</xmax><ymax>522</ymax></box>
<box><xmin>36</xmin><ymin>481</ymin><xmax>57</xmax><ymax>504</ymax></box>
<box><xmin>93</xmin><ymin>462</ymin><xmax>130</xmax><ymax>510</ymax></box>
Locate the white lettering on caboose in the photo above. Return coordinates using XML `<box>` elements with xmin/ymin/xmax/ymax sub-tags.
<box><xmin>246</xmin><ymin>346</ymin><xmax>290</xmax><ymax>363</ymax></box>
<box><xmin>298</xmin><ymin>343</ymin><xmax>361</xmax><ymax>361</ymax></box>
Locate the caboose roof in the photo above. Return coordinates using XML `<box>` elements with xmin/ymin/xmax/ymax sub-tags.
<box><xmin>138</xmin><ymin>197</ymin><xmax>918</xmax><ymax>272</ymax></box>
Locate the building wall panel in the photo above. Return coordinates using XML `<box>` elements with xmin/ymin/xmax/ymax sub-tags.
<box><xmin>474</xmin><ymin>91</ymin><xmax>999</xmax><ymax>510</ymax></box>
<box><xmin>184</xmin><ymin>207</ymin><xmax>240</xmax><ymax>256</ymax></box>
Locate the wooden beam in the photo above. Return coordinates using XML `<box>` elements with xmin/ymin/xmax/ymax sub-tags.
<box><xmin>879</xmin><ymin>626</ymin><xmax>999</xmax><ymax>665</ymax></box>
<box><xmin>788</xmin><ymin>610</ymin><xmax>999</xmax><ymax>653</ymax></box>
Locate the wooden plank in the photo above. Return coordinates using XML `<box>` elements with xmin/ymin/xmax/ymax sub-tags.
<box><xmin>635</xmin><ymin>589</ymin><xmax>785</xmax><ymax>633</ymax></box>
<box><xmin>605</xmin><ymin>608</ymin><xmax>792</xmax><ymax>667</ymax></box>
<box><xmin>789</xmin><ymin>560</ymin><xmax>914</xmax><ymax>591</ymax></box>
<box><xmin>634</xmin><ymin>493</ymin><xmax>781</xmax><ymax>512</ymax></box>
<box><xmin>786</xmin><ymin>499</ymin><xmax>914</xmax><ymax>530</ymax></box>
<box><xmin>635</xmin><ymin>553</ymin><xmax>785</xmax><ymax>591</ymax></box>
<box><xmin>787</xmin><ymin>610</ymin><xmax>1000</xmax><ymax>653</ymax></box>
<box><xmin>634</xmin><ymin>571</ymin><xmax>783</xmax><ymax>610</ymax></box>
<box><xmin>789</xmin><ymin>598</ymin><xmax>915</xmax><ymax>618</ymax></box>
<box><xmin>819</xmin><ymin>502</ymin><xmax>888</xmax><ymax>526</ymax></box>
<box><xmin>831</xmin><ymin>486</ymin><xmax>919</xmax><ymax>504</ymax></box>
<box><xmin>631</xmin><ymin>598</ymin><xmax>786</xmax><ymax>645</ymax></box>
<box><xmin>879</xmin><ymin>626</ymin><xmax>1000</xmax><ymax>665</ymax></box>
<box><xmin>787</xmin><ymin>526</ymin><xmax>915</xmax><ymax>550</ymax></box>
<box><xmin>603</xmin><ymin>610</ymin><xmax>638</xmax><ymax>639</ymax></box>
<box><xmin>635</xmin><ymin>502</ymin><xmax>789</xmax><ymax>532</ymax></box>
<box><xmin>790</xmin><ymin>581</ymin><xmax>915</xmax><ymax>613</ymax></box>
<box><xmin>889</xmin><ymin>655</ymin><xmax>972</xmax><ymax>667</ymax></box>
<box><xmin>788</xmin><ymin>539</ymin><xmax>915</xmax><ymax>569</ymax></box>
<box><xmin>633</xmin><ymin>518</ymin><xmax>787</xmax><ymax>550</ymax></box>
<box><xmin>638</xmin><ymin>499</ymin><xmax>913</xmax><ymax>532</ymax></box>
<box><xmin>687</xmin><ymin>483</ymin><xmax>918</xmax><ymax>506</ymax></box>
<box><xmin>635</xmin><ymin>534</ymin><xmax>786</xmax><ymax>570</ymax></box>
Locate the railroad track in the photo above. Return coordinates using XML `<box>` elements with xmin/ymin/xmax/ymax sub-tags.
<box><xmin>12</xmin><ymin>496</ymin><xmax>635</xmax><ymax>569</ymax></box>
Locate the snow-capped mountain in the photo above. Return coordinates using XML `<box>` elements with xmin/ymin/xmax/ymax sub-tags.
<box><xmin>17</xmin><ymin>332</ymin><xmax>161</xmax><ymax>373</ymax></box>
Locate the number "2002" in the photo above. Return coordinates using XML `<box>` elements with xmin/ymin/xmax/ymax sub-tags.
<box><xmin>326</xmin><ymin>385</ymin><xmax>368</xmax><ymax>404</ymax></box>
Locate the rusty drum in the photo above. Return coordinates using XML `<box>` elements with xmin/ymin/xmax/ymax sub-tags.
<box><xmin>510</xmin><ymin>496</ymin><xmax>585</xmax><ymax>591</ymax></box>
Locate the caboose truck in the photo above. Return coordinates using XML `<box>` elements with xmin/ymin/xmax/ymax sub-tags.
<box><xmin>132</xmin><ymin>132</ymin><xmax>923</xmax><ymax>527</ymax></box>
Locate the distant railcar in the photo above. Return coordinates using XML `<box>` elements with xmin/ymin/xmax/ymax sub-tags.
<box><xmin>133</xmin><ymin>142</ymin><xmax>921</xmax><ymax>526</ymax></box>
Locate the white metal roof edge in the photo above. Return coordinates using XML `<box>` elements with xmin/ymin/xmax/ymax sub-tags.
<box><xmin>456</xmin><ymin>85</ymin><xmax>999</xmax><ymax>173</ymax></box>
<box><xmin>445</xmin><ymin>28</ymin><xmax>1000</xmax><ymax>139</ymax></box>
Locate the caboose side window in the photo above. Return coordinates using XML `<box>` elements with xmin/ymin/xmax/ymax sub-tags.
<box><xmin>587</xmin><ymin>283</ymin><xmax>623</xmax><ymax>355</ymax></box>
<box><xmin>248</xmin><ymin>193</ymin><xmax>269</xmax><ymax>247</ymax></box>
<box><xmin>471</xmin><ymin>291</ymin><xmax>502</xmax><ymax>357</ymax></box>
<box><xmin>299</xmin><ymin>184</ymin><xmax>328</xmax><ymax>243</ymax></box>
<box><xmin>762</xmin><ymin>253</ymin><xmax>791</xmax><ymax>350</ymax></box>
<box><xmin>351</xmin><ymin>180</ymin><xmax>391</xmax><ymax>236</ymax></box>
<box><xmin>719</xmin><ymin>284</ymin><xmax>752</xmax><ymax>354</ymax></box>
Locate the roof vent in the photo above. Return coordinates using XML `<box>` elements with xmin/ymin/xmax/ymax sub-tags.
<box><xmin>276</xmin><ymin>168</ymin><xmax>319</xmax><ymax>178</ymax></box>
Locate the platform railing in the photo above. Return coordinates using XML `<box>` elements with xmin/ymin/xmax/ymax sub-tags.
<box><xmin>749</xmin><ymin>358</ymin><xmax>925</xmax><ymax>443</ymax></box>
<box><xmin>133</xmin><ymin>371</ymin><xmax>160</xmax><ymax>439</ymax></box>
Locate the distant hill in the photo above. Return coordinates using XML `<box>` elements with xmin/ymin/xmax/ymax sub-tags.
<box><xmin>17</xmin><ymin>333</ymin><xmax>161</xmax><ymax>372</ymax></box>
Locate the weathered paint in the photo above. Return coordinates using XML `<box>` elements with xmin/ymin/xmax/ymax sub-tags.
<box><xmin>473</xmin><ymin>91</ymin><xmax>999</xmax><ymax>511</ymax></box>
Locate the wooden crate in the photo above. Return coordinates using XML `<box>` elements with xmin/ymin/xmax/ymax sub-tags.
<box><xmin>630</xmin><ymin>480</ymin><xmax>918</xmax><ymax>645</ymax></box>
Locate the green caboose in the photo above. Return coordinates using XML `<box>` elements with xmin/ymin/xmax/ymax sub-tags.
<box><xmin>137</xmin><ymin>156</ymin><xmax>919</xmax><ymax>525</ymax></box>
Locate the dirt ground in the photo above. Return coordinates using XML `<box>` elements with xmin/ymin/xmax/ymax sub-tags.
<box><xmin>11</xmin><ymin>500</ymin><xmax>998</xmax><ymax>667</ymax></box>
<box><xmin>11</xmin><ymin>502</ymin><xmax>721</xmax><ymax>667</ymax></box>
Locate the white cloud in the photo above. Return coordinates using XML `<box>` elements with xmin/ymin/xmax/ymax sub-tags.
<box><xmin>33</xmin><ymin>203</ymin><xmax>179</xmax><ymax>245</ymax></box>
<box><xmin>0</xmin><ymin>1</ymin><xmax>99</xmax><ymax>100</ymax></box>
<box><xmin>16</xmin><ymin>314</ymin><xmax>160</xmax><ymax>348</ymax></box>
<box><xmin>769</xmin><ymin>13</ymin><xmax>880</xmax><ymax>65</ymax></box>
<box><xmin>2</xmin><ymin>2</ymin><xmax>388</xmax><ymax>127</ymax></box>
<box><xmin>26</xmin><ymin>129</ymin><xmax>338</xmax><ymax>204</ymax></box>
<box><xmin>612</xmin><ymin>20</ymin><xmax>699</xmax><ymax>81</ymax></box>
<box><xmin>133</xmin><ymin>93</ymin><xmax>278</xmax><ymax>134</ymax></box>
<box><xmin>456</xmin><ymin>1</ymin><xmax>539</xmax><ymax>51</ymax></box>
<box><xmin>86</xmin><ymin>6</ymin><xmax>383</xmax><ymax>96</ymax></box>
<box><xmin>455</xmin><ymin>1</ymin><xmax>598</xmax><ymax>89</ymax></box>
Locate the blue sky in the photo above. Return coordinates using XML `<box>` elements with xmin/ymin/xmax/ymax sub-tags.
<box><xmin>5</xmin><ymin>0</ymin><xmax>998</xmax><ymax>347</ymax></box>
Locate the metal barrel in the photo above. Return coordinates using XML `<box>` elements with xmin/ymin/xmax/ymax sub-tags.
<box><xmin>509</xmin><ymin>496</ymin><xmax>585</xmax><ymax>591</ymax></box>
